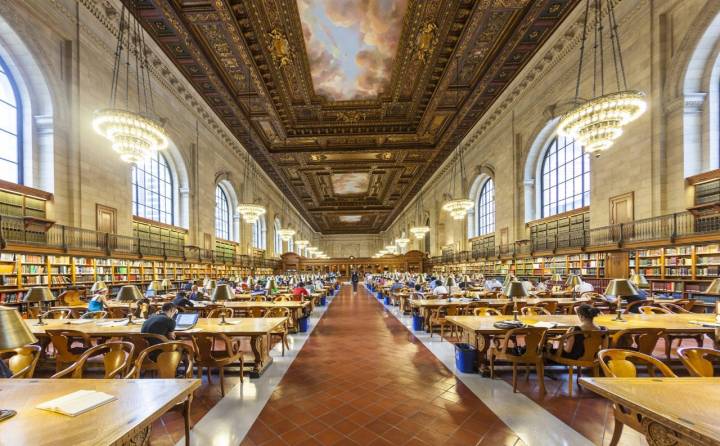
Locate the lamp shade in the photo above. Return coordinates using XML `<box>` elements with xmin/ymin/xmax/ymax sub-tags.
<box><xmin>147</xmin><ymin>281</ymin><xmax>161</xmax><ymax>291</ymax></box>
<box><xmin>23</xmin><ymin>287</ymin><xmax>55</xmax><ymax>303</ymax></box>
<box><xmin>0</xmin><ymin>306</ymin><xmax>37</xmax><ymax>349</ymax></box>
<box><xmin>551</xmin><ymin>274</ymin><xmax>562</xmax><ymax>283</ymax></box>
<box><xmin>211</xmin><ymin>284</ymin><xmax>234</xmax><ymax>302</ymax></box>
<box><xmin>604</xmin><ymin>279</ymin><xmax>638</xmax><ymax>297</ymax></box>
<box><xmin>566</xmin><ymin>274</ymin><xmax>583</xmax><ymax>287</ymax></box>
<box><xmin>90</xmin><ymin>281</ymin><xmax>108</xmax><ymax>293</ymax></box>
<box><xmin>504</xmin><ymin>281</ymin><xmax>529</xmax><ymax>299</ymax></box>
<box><xmin>706</xmin><ymin>278</ymin><xmax>720</xmax><ymax>294</ymax></box>
<box><xmin>160</xmin><ymin>279</ymin><xmax>172</xmax><ymax>290</ymax></box>
<box><xmin>629</xmin><ymin>272</ymin><xmax>649</xmax><ymax>288</ymax></box>
<box><xmin>116</xmin><ymin>285</ymin><xmax>143</xmax><ymax>302</ymax></box>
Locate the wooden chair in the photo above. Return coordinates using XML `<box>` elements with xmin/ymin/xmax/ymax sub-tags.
<box><xmin>190</xmin><ymin>333</ymin><xmax>243</xmax><ymax>396</ymax></box>
<box><xmin>264</xmin><ymin>307</ymin><xmax>291</xmax><ymax>355</ymax></box>
<box><xmin>520</xmin><ymin>306</ymin><xmax>552</xmax><ymax>316</ymax></box>
<box><xmin>80</xmin><ymin>310</ymin><xmax>108</xmax><ymax>319</ymax></box>
<box><xmin>544</xmin><ymin>330</ymin><xmax>608</xmax><ymax>396</ymax></box>
<box><xmin>473</xmin><ymin>307</ymin><xmax>502</xmax><ymax>316</ymax></box>
<box><xmin>483</xmin><ymin>291</ymin><xmax>500</xmax><ymax>299</ymax></box>
<box><xmin>46</xmin><ymin>329</ymin><xmax>94</xmax><ymax>373</ymax></box>
<box><xmin>488</xmin><ymin>326</ymin><xmax>548</xmax><ymax>395</ymax></box>
<box><xmin>127</xmin><ymin>341</ymin><xmax>195</xmax><ymax>446</ymax></box>
<box><xmin>428</xmin><ymin>305</ymin><xmax>460</xmax><ymax>340</ymax></box>
<box><xmin>597</xmin><ymin>349</ymin><xmax>677</xmax><ymax>446</ymax></box>
<box><xmin>536</xmin><ymin>300</ymin><xmax>558</xmax><ymax>314</ymax></box>
<box><xmin>674</xmin><ymin>299</ymin><xmax>699</xmax><ymax>312</ymax></box>
<box><xmin>658</xmin><ymin>302</ymin><xmax>691</xmax><ymax>313</ymax></box>
<box><xmin>677</xmin><ymin>347</ymin><xmax>720</xmax><ymax>377</ymax></box>
<box><xmin>206</xmin><ymin>307</ymin><xmax>233</xmax><ymax>319</ymax></box>
<box><xmin>273</xmin><ymin>295</ymin><xmax>292</xmax><ymax>302</ymax></box>
<box><xmin>609</xmin><ymin>328</ymin><xmax>664</xmax><ymax>356</ymax></box>
<box><xmin>534</xmin><ymin>291</ymin><xmax>552</xmax><ymax>299</ymax></box>
<box><xmin>121</xmin><ymin>333</ymin><xmax>169</xmax><ymax>367</ymax></box>
<box><xmin>40</xmin><ymin>309</ymin><xmax>72</xmax><ymax>320</ymax></box>
<box><xmin>638</xmin><ymin>305</ymin><xmax>670</xmax><ymax>314</ymax></box>
<box><xmin>51</xmin><ymin>341</ymin><xmax>135</xmax><ymax>379</ymax></box>
<box><xmin>0</xmin><ymin>345</ymin><xmax>42</xmax><ymax>378</ymax></box>
<box><xmin>624</xmin><ymin>299</ymin><xmax>651</xmax><ymax>314</ymax></box>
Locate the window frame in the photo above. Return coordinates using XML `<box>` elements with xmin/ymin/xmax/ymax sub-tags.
<box><xmin>131</xmin><ymin>151</ymin><xmax>175</xmax><ymax>225</ymax></box>
<box><xmin>539</xmin><ymin>135</ymin><xmax>590</xmax><ymax>218</ymax></box>
<box><xmin>475</xmin><ymin>178</ymin><xmax>495</xmax><ymax>236</ymax></box>
<box><xmin>215</xmin><ymin>185</ymin><xmax>231</xmax><ymax>240</ymax></box>
<box><xmin>0</xmin><ymin>55</ymin><xmax>22</xmax><ymax>185</ymax></box>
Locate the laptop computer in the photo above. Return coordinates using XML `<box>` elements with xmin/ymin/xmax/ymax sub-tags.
<box><xmin>174</xmin><ymin>313</ymin><xmax>199</xmax><ymax>331</ymax></box>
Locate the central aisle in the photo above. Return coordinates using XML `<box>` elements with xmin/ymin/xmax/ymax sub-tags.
<box><xmin>241</xmin><ymin>285</ymin><xmax>525</xmax><ymax>446</ymax></box>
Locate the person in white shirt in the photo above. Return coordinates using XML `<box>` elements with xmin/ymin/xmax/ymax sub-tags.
<box><xmin>575</xmin><ymin>281</ymin><xmax>594</xmax><ymax>293</ymax></box>
<box><xmin>484</xmin><ymin>278</ymin><xmax>503</xmax><ymax>291</ymax></box>
<box><xmin>432</xmin><ymin>280</ymin><xmax>449</xmax><ymax>295</ymax></box>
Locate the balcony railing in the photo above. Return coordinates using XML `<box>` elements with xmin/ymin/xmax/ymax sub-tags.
<box><xmin>0</xmin><ymin>214</ymin><xmax>281</xmax><ymax>269</ymax></box>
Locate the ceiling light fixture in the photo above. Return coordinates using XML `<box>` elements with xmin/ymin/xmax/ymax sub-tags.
<box><xmin>93</xmin><ymin>2</ymin><xmax>168</xmax><ymax>163</ymax></box>
<box><xmin>237</xmin><ymin>152</ymin><xmax>266</xmax><ymax>223</ymax></box>
<box><xmin>558</xmin><ymin>0</ymin><xmax>646</xmax><ymax>156</ymax></box>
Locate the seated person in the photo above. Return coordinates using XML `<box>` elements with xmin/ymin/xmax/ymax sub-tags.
<box><xmin>625</xmin><ymin>287</ymin><xmax>650</xmax><ymax>313</ymax></box>
<box><xmin>292</xmin><ymin>282</ymin><xmax>309</xmax><ymax>299</ymax></box>
<box><xmin>390</xmin><ymin>280</ymin><xmax>403</xmax><ymax>292</ymax></box>
<box><xmin>172</xmin><ymin>291</ymin><xmax>194</xmax><ymax>308</ymax></box>
<box><xmin>574</xmin><ymin>280</ymin><xmax>594</xmax><ymax>294</ymax></box>
<box><xmin>483</xmin><ymin>278</ymin><xmax>503</xmax><ymax>291</ymax></box>
<box><xmin>251</xmin><ymin>284</ymin><xmax>267</xmax><ymax>296</ymax></box>
<box><xmin>188</xmin><ymin>285</ymin><xmax>203</xmax><ymax>301</ymax></box>
<box><xmin>141</xmin><ymin>302</ymin><xmax>177</xmax><ymax>345</ymax></box>
<box><xmin>553</xmin><ymin>304</ymin><xmax>605</xmax><ymax>359</ymax></box>
<box><xmin>432</xmin><ymin>280</ymin><xmax>449</xmax><ymax>296</ymax></box>
<box><xmin>522</xmin><ymin>280</ymin><xmax>534</xmax><ymax>292</ymax></box>
<box><xmin>535</xmin><ymin>280</ymin><xmax>548</xmax><ymax>291</ymax></box>
<box><xmin>134</xmin><ymin>297</ymin><xmax>151</xmax><ymax>319</ymax></box>
<box><xmin>87</xmin><ymin>288</ymin><xmax>109</xmax><ymax>312</ymax></box>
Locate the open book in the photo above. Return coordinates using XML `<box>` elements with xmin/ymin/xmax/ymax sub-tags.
<box><xmin>531</xmin><ymin>321</ymin><xmax>567</xmax><ymax>329</ymax></box>
<box><xmin>36</xmin><ymin>390</ymin><xmax>116</xmax><ymax>416</ymax></box>
<box><xmin>689</xmin><ymin>320</ymin><xmax>720</xmax><ymax>328</ymax></box>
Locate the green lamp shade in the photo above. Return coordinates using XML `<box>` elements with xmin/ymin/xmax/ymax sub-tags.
<box><xmin>604</xmin><ymin>279</ymin><xmax>638</xmax><ymax>297</ymax></box>
<box><xmin>90</xmin><ymin>281</ymin><xmax>108</xmax><ymax>293</ymax></box>
<box><xmin>211</xmin><ymin>284</ymin><xmax>234</xmax><ymax>302</ymax></box>
<box><xmin>116</xmin><ymin>285</ymin><xmax>143</xmax><ymax>301</ymax></box>
<box><xmin>503</xmin><ymin>281</ymin><xmax>529</xmax><ymax>299</ymax></box>
<box><xmin>0</xmin><ymin>306</ymin><xmax>38</xmax><ymax>349</ymax></box>
<box><xmin>23</xmin><ymin>287</ymin><xmax>55</xmax><ymax>303</ymax></box>
<box><xmin>566</xmin><ymin>274</ymin><xmax>583</xmax><ymax>287</ymax></box>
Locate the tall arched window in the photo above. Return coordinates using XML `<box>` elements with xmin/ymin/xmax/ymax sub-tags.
<box><xmin>132</xmin><ymin>151</ymin><xmax>174</xmax><ymax>225</ymax></box>
<box><xmin>252</xmin><ymin>216</ymin><xmax>267</xmax><ymax>250</ymax></box>
<box><xmin>274</xmin><ymin>218</ymin><xmax>282</xmax><ymax>255</ymax></box>
<box><xmin>215</xmin><ymin>186</ymin><xmax>230</xmax><ymax>240</ymax></box>
<box><xmin>288</xmin><ymin>237</ymin><xmax>294</xmax><ymax>253</ymax></box>
<box><xmin>540</xmin><ymin>135</ymin><xmax>590</xmax><ymax>218</ymax></box>
<box><xmin>0</xmin><ymin>56</ymin><xmax>22</xmax><ymax>184</ymax></box>
<box><xmin>476</xmin><ymin>179</ymin><xmax>495</xmax><ymax>235</ymax></box>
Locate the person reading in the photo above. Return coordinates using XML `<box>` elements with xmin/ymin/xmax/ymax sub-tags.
<box><xmin>554</xmin><ymin>304</ymin><xmax>605</xmax><ymax>359</ymax></box>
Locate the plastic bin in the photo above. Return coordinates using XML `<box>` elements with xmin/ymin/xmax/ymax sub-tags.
<box><xmin>376</xmin><ymin>292</ymin><xmax>383</xmax><ymax>299</ymax></box>
<box><xmin>454</xmin><ymin>343</ymin><xmax>476</xmax><ymax>373</ymax></box>
<box><xmin>319</xmin><ymin>296</ymin><xmax>327</xmax><ymax>306</ymax></box>
<box><xmin>412</xmin><ymin>314</ymin><xmax>424</xmax><ymax>331</ymax></box>
<box><xmin>383</xmin><ymin>296</ymin><xmax>391</xmax><ymax>305</ymax></box>
<box><xmin>298</xmin><ymin>317</ymin><xmax>309</xmax><ymax>332</ymax></box>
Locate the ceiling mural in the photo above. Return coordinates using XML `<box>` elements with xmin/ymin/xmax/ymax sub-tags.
<box><xmin>128</xmin><ymin>0</ymin><xmax>579</xmax><ymax>233</ymax></box>
<box><xmin>297</xmin><ymin>0</ymin><xmax>408</xmax><ymax>100</ymax></box>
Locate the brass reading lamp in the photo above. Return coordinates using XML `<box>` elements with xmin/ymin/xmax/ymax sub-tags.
<box><xmin>0</xmin><ymin>306</ymin><xmax>38</xmax><ymax>421</ymax></box>
<box><xmin>116</xmin><ymin>285</ymin><xmax>143</xmax><ymax>324</ymax></box>
<box><xmin>206</xmin><ymin>280</ymin><xmax>217</xmax><ymax>299</ymax></box>
<box><xmin>566</xmin><ymin>274</ymin><xmax>582</xmax><ymax>300</ymax></box>
<box><xmin>160</xmin><ymin>279</ymin><xmax>172</xmax><ymax>293</ymax></box>
<box><xmin>504</xmin><ymin>281</ymin><xmax>529</xmax><ymax>321</ymax></box>
<box><xmin>212</xmin><ymin>284</ymin><xmax>234</xmax><ymax>325</ymax></box>
<box><xmin>605</xmin><ymin>279</ymin><xmax>638</xmax><ymax>322</ymax></box>
<box><xmin>146</xmin><ymin>280</ymin><xmax>161</xmax><ymax>297</ymax></box>
<box><xmin>550</xmin><ymin>273</ymin><xmax>563</xmax><ymax>291</ymax></box>
<box><xmin>23</xmin><ymin>287</ymin><xmax>56</xmax><ymax>326</ymax></box>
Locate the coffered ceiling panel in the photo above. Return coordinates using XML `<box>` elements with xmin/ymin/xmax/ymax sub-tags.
<box><xmin>128</xmin><ymin>0</ymin><xmax>579</xmax><ymax>233</ymax></box>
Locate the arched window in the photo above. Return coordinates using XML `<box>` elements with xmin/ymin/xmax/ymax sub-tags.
<box><xmin>476</xmin><ymin>179</ymin><xmax>495</xmax><ymax>236</ymax></box>
<box><xmin>0</xmin><ymin>56</ymin><xmax>22</xmax><ymax>184</ymax></box>
<box><xmin>252</xmin><ymin>216</ymin><xmax>267</xmax><ymax>250</ymax></box>
<box><xmin>215</xmin><ymin>186</ymin><xmax>230</xmax><ymax>240</ymax></box>
<box><xmin>274</xmin><ymin>218</ymin><xmax>282</xmax><ymax>255</ymax></box>
<box><xmin>540</xmin><ymin>135</ymin><xmax>590</xmax><ymax>218</ymax></box>
<box><xmin>132</xmin><ymin>151</ymin><xmax>174</xmax><ymax>225</ymax></box>
<box><xmin>288</xmin><ymin>237</ymin><xmax>294</xmax><ymax>253</ymax></box>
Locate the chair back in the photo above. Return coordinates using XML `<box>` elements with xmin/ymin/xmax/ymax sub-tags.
<box><xmin>80</xmin><ymin>310</ymin><xmax>108</xmax><ymax>319</ymax></box>
<box><xmin>57</xmin><ymin>289</ymin><xmax>85</xmax><ymax>306</ymax></box>
<box><xmin>41</xmin><ymin>309</ymin><xmax>71</xmax><ymax>320</ymax></box>
<box><xmin>264</xmin><ymin>307</ymin><xmax>290</xmax><ymax>319</ymax></box>
<box><xmin>445</xmin><ymin>305</ymin><xmax>461</xmax><ymax>316</ymax></box>
<box><xmin>207</xmin><ymin>307</ymin><xmax>233</xmax><ymax>318</ymax></box>
<box><xmin>46</xmin><ymin>329</ymin><xmax>92</xmax><ymax>360</ymax></box>
<box><xmin>191</xmin><ymin>333</ymin><xmax>235</xmax><ymax>364</ymax></box>
<box><xmin>484</xmin><ymin>291</ymin><xmax>500</xmax><ymax>299</ymax></box>
<box><xmin>639</xmin><ymin>305</ymin><xmax>670</xmax><ymax>314</ymax></box>
<box><xmin>554</xmin><ymin>330</ymin><xmax>608</xmax><ymax>363</ymax></box>
<box><xmin>610</xmin><ymin>328</ymin><xmax>664</xmax><ymax>355</ymax></box>
<box><xmin>1</xmin><ymin>345</ymin><xmax>42</xmax><ymax>378</ymax></box>
<box><xmin>473</xmin><ymin>307</ymin><xmax>501</xmax><ymax>316</ymax></box>
<box><xmin>677</xmin><ymin>347</ymin><xmax>720</xmax><ymax>377</ymax></box>
<box><xmin>625</xmin><ymin>299</ymin><xmax>651</xmax><ymax>314</ymax></box>
<box><xmin>499</xmin><ymin>327</ymin><xmax>547</xmax><ymax>361</ymax></box>
<box><xmin>520</xmin><ymin>306</ymin><xmax>551</xmax><ymax>316</ymax></box>
<box><xmin>273</xmin><ymin>295</ymin><xmax>292</xmax><ymax>302</ymax></box>
<box><xmin>122</xmin><ymin>333</ymin><xmax>169</xmax><ymax>361</ymax></box>
<box><xmin>598</xmin><ymin>349</ymin><xmax>676</xmax><ymax>378</ymax></box>
<box><xmin>534</xmin><ymin>291</ymin><xmax>552</xmax><ymax>299</ymax></box>
<box><xmin>51</xmin><ymin>341</ymin><xmax>135</xmax><ymax>379</ymax></box>
<box><xmin>658</xmin><ymin>302</ymin><xmax>691</xmax><ymax>313</ymax></box>
<box><xmin>674</xmin><ymin>299</ymin><xmax>699</xmax><ymax>312</ymax></box>
<box><xmin>129</xmin><ymin>341</ymin><xmax>194</xmax><ymax>378</ymax></box>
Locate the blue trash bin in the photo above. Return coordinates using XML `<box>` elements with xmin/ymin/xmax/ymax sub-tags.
<box><xmin>455</xmin><ymin>343</ymin><xmax>476</xmax><ymax>373</ymax></box>
<box><xmin>412</xmin><ymin>314</ymin><xmax>424</xmax><ymax>331</ymax></box>
<box><xmin>320</xmin><ymin>296</ymin><xmax>327</xmax><ymax>306</ymax></box>
<box><xmin>383</xmin><ymin>296</ymin><xmax>391</xmax><ymax>305</ymax></box>
<box><xmin>298</xmin><ymin>317</ymin><xmax>309</xmax><ymax>332</ymax></box>
<box><xmin>376</xmin><ymin>292</ymin><xmax>383</xmax><ymax>299</ymax></box>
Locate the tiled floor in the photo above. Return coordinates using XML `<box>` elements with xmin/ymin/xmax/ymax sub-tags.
<box><xmin>240</xmin><ymin>285</ymin><xmax>525</xmax><ymax>446</ymax></box>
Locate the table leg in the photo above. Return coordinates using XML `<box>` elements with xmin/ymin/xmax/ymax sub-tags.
<box><xmin>183</xmin><ymin>396</ymin><xmax>192</xmax><ymax>446</ymax></box>
<box><xmin>248</xmin><ymin>332</ymin><xmax>272</xmax><ymax>377</ymax></box>
<box><xmin>475</xmin><ymin>333</ymin><xmax>490</xmax><ymax>376</ymax></box>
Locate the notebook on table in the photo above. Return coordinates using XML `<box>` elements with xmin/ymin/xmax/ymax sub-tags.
<box><xmin>36</xmin><ymin>390</ymin><xmax>116</xmax><ymax>416</ymax></box>
<box><xmin>174</xmin><ymin>313</ymin><xmax>199</xmax><ymax>331</ymax></box>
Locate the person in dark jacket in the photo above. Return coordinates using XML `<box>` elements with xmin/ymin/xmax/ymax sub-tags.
<box><xmin>172</xmin><ymin>291</ymin><xmax>194</xmax><ymax>309</ymax></box>
<box><xmin>351</xmin><ymin>271</ymin><xmax>359</xmax><ymax>294</ymax></box>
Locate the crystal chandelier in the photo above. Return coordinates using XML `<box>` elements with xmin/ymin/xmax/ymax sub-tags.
<box><xmin>443</xmin><ymin>198</ymin><xmax>474</xmax><ymax>220</ymax></box>
<box><xmin>295</xmin><ymin>240</ymin><xmax>309</xmax><ymax>249</ymax></box>
<box><xmin>237</xmin><ymin>153</ymin><xmax>267</xmax><ymax>223</ymax></box>
<box><xmin>395</xmin><ymin>237</ymin><xmax>409</xmax><ymax>249</ymax></box>
<box><xmin>278</xmin><ymin>196</ymin><xmax>295</xmax><ymax>241</ymax></box>
<box><xmin>410</xmin><ymin>226</ymin><xmax>430</xmax><ymax>239</ymax></box>
<box><xmin>410</xmin><ymin>182</ymin><xmax>430</xmax><ymax>238</ymax></box>
<box><xmin>93</xmin><ymin>4</ymin><xmax>168</xmax><ymax>163</ymax></box>
<box><xmin>558</xmin><ymin>0</ymin><xmax>646</xmax><ymax>156</ymax></box>
<box><xmin>384</xmin><ymin>244</ymin><xmax>397</xmax><ymax>254</ymax></box>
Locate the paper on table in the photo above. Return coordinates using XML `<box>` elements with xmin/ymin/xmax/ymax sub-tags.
<box><xmin>67</xmin><ymin>319</ymin><xmax>95</xmax><ymax>325</ymax></box>
<box><xmin>96</xmin><ymin>320</ymin><xmax>131</xmax><ymax>327</ymax></box>
<box><xmin>531</xmin><ymin>321</ymin><xmax>566</xmax><ymax>328</ymax></box>
<box><xmin>689</xmin><ymin>320</ymin><xmax>720</xmax><ymax>328</ymax></box>
<box><xmin>36</xmin><ymin>390</ymin><xmax>116</xmax><ymax>416</ymax></box>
